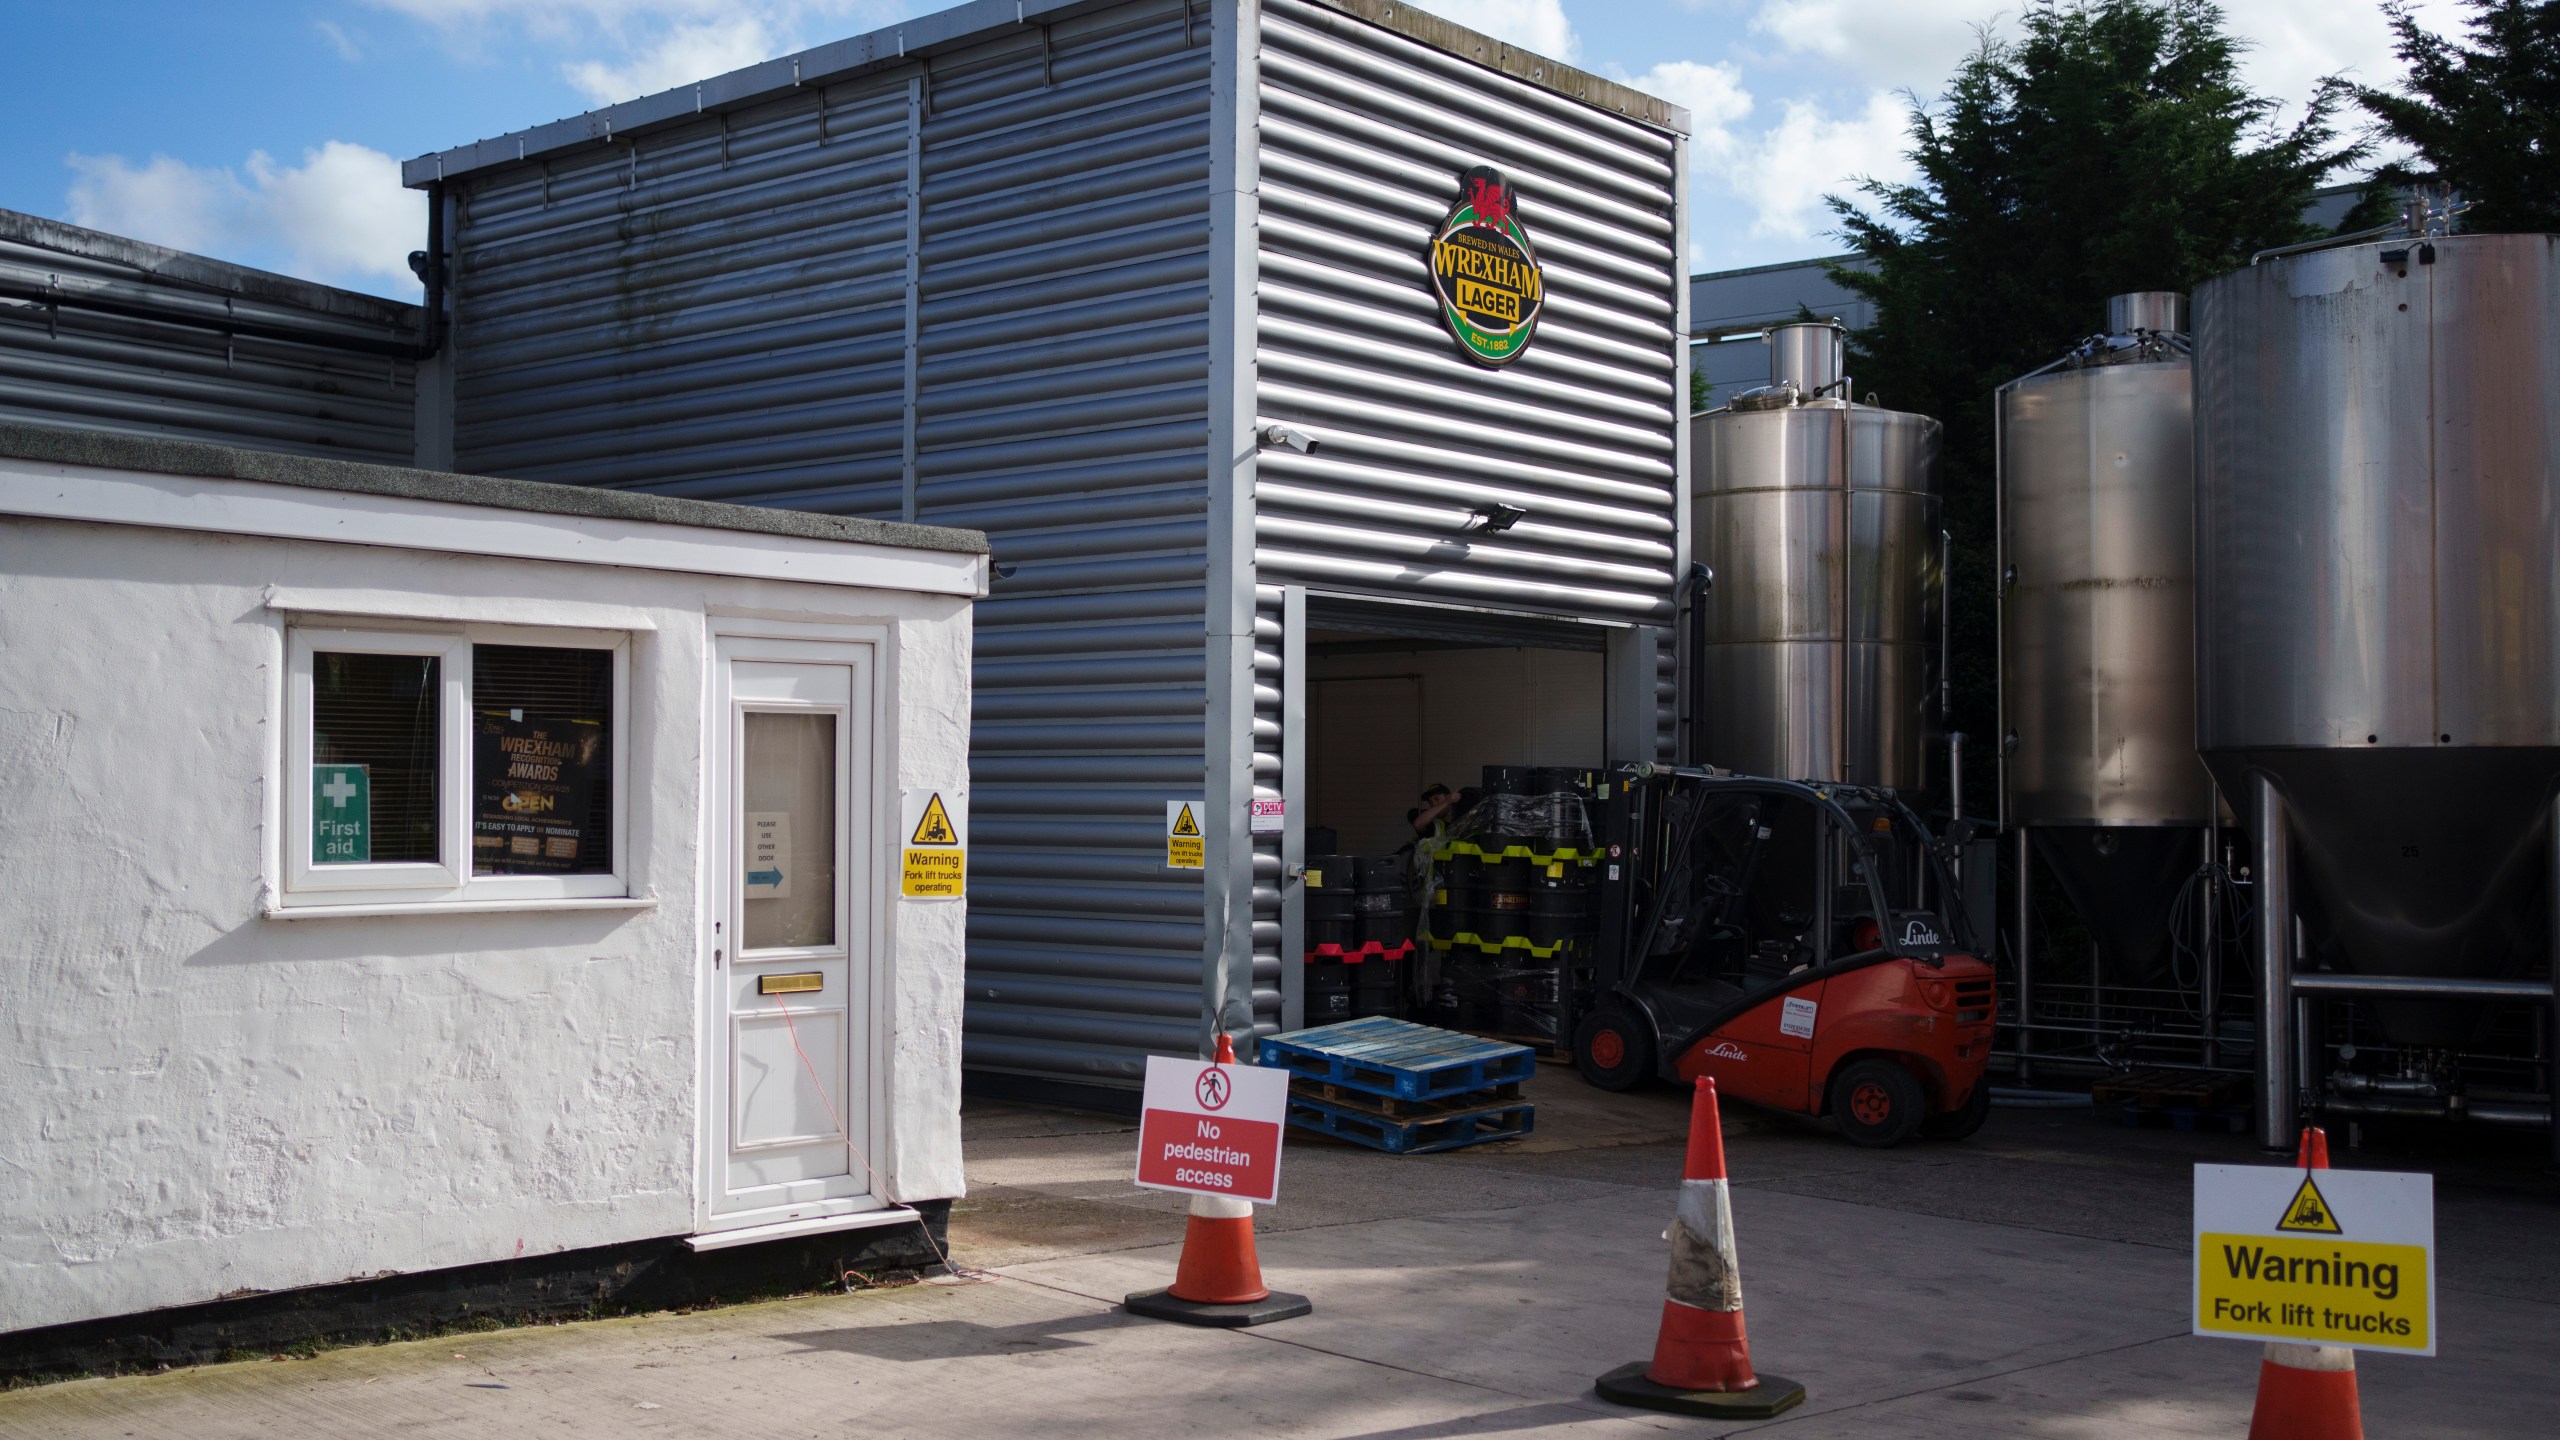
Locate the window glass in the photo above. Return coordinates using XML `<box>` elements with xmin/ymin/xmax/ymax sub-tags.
<box><xmin>472</xmin><ymin>645</ymin><xmax>614</xmax><ymax>875</ymax></box>
<box><xmin>742</xmin><ymin>711</ymin><xmax>837</xmax><ymax>949</ymax></box>
<box><xmin>311</xmin><ymin>652</ymin><xmax>441</xmax><ymax>864</ymax></box>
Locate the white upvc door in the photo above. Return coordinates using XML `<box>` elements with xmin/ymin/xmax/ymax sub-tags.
<box><xmin>703</xmin><ymin>635</ymin><xmax>879</xmax><ymax>1229</ymax></box>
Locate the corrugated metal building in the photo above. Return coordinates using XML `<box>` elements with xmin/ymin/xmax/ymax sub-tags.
<box><xmin>405</xmin><ymin>0</ymin><xmax>1690</xmax><ymax>1099</ymax></box>
<box><xmin>0</xmin><ymin>210</ymin><xmax>422</xmax><ymax>463</ymax></box>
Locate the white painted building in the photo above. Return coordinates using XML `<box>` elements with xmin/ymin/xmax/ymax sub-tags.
<box><xmin>0</xmin><ymin>423</ymin><xmax>985</xmax><ymax>1348</ymax></box>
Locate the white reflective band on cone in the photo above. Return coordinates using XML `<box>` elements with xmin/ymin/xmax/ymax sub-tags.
<box><xmin>2263</xmin><ymin>1342</ymin><xmax>2356</xmax><ymax>1373</ymax></box>
<box><xmin>1665</xmin><ymin>1177</ymin><xmax>1743</xmax><ymax>1313</ymax></box>
<box><xmin>1191</xmin><ymin>1192</ymin><xmax>1254</xmax><ymax>1221</ymax></box>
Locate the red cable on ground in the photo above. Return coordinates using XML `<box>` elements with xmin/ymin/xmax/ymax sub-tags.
<box><xmin>768</xmin><ymin>995</ymin><xmax>991</xmax><ymax>1288</ymax></box>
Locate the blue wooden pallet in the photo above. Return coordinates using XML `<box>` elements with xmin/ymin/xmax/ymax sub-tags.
<box><xmin>1258</xmin><ymin>1017</ymin><xmax>1536</xmax><ymax>1102</ymax></box>
<box><xmin>1286</xmin><ymin>1090</ymin><xmax>1535</xmax><ymax>1154</ymax></box>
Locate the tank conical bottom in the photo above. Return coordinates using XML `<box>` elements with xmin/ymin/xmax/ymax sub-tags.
<box><xmin>2204</xmin><ymin>748</ymin><xmax>2558</xmax><ymax>1047</ymax></box>
<box><xmin>2031</xmin><ymin>825</ymin><xmax>2201</xmax><ymax>993</ymax></box>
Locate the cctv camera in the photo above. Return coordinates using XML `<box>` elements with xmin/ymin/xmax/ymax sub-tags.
<box><xmin>1258</xmin><ymin>424</ymin><xmax>1318</xmax><ymax>455</ymax></box>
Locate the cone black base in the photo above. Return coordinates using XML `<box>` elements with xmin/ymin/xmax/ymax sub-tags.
<box><xmin>1122</xmin><ymin>1287</ymin><xmax>1312</xmax><ymax>1328</ymax></box>
<box><xmin>1595</xmin><ymin>1361</ymin><xmax>1807</xmax><ymax>1420</ymax></box>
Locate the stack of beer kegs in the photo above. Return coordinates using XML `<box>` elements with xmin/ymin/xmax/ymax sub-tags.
<box><xmin>1431</xmin><ymin>765</ymin><xmax>1599</xmax><ymax>1042</ymax></box>
<box><xmin>1302</xmin><ymin>853</ymin><xmax>1415</xmax><ymax>1024</ymax></box>
<box><xmin>1350</xmin><ymin>857</ymin><xmax>1410</xmax><ymax>1018</ymax></box>
<box><xmin>1303</xmin><ymin>854</ymin><xmax>1355</xmax><ymax>1024</ymax></box>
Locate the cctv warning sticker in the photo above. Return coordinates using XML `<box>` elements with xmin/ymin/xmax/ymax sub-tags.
<box><xmin>1165</xmin><ymin>801</ymin><xmax>1204</xmax><ymax>871</ymax></box>
<box><xmin>2194</xmin><ymin>1163</ymin><xmax>2433</xmax><ymax>1353</ymax></box>
<box><xmin>900</xmin><ymin>789</ymin><xmax>966</xmax><ymax>899</ymax></box>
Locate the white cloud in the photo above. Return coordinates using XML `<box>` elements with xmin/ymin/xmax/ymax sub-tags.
<box><xmin>562</xmin><ymin>16</ymin><xmax>785</xmax><ymax>104</ymax></box>
<box><xmin>2221</xmin><ymin>0</ymin><xmax>2469</xmax><ymax>127</ymax></box>
<box><xmin>65</xmin><ymin>143</ymin><xmax>423</xmax><ymax>292</ymax></box>
<box><xmin>1630</xmin><ymin>58</ymin><xmax>1755</xmax><ymax>169</ymax></box>
<box><xmin>1718</xmin><ymin>89</ymin><xmax>1917</xmax><ymax>245</ymax></box>
<box><xmin>316</xmin><ymin>19</ymin><xmax>364</xmax><ymax>62</ymax></box>
<box><xmin>1464</xmin><ymin>0</ymin><xmax>1579</xmax><ymax>63</ymax></box>
<box><xmin>1749</xmin><ymin>0</ymin><xmax>2003</xmax><ymax>93</ymax></box>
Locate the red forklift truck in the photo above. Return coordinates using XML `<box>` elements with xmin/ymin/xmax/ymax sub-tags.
<box><xmin>1569</xmin><ymin>765</ymin><xmax>1996</xmax><ymax>1147</ymax></box>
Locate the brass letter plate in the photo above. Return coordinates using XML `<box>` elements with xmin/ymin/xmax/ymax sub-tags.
<box><xmin>758</xmin><ymin>972</ymin><xmax>824</xmax><ymax>995</ymax></box>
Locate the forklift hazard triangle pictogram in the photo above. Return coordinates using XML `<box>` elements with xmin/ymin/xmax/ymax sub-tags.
<box><xmin>910</xmin><ymin>793</ymin><xmax>960</xmax><ymax>846</ymax></box>
<box><xmin>1170</xmin><ymin>805</ymin><xmax>1202</xmax><ymax>837</ymax></box>
<box><xmin>2275</xmin><ymin>1174</ymin><xmax>2342</xmax><ymax>1234</ymax></box>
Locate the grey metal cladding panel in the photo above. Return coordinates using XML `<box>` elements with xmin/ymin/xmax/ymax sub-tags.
<box><xmin>1253</xmin><ymin>0</ymin><xmax>1679</xmax><ymax>623</ymax></box>
<box><xmin>1248</xmin><ymin>588</ymin><xmax>1284</xmax><ymax>1030</ymax></box>
<box><xmin>0</xmin><ymin>241</ymin><xmax>415</xmax><ymax>463</ymax></box>
<box><xmin>449</xmin><ymin>77</ymin><xmax>917</xmax><ymax>513</ymax></box>
<box><xmin>920</xmin><ymin>0</ymin><xmax>1217</xmax><ymax>1086</ymax></box>
<box><xmin>1689</xmin><ymin>255</ymin><xmax>1873</xmax><ymax>336</ymax></box>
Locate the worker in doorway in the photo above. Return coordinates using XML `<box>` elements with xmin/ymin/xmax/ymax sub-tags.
<box><xmin>1402</xmin><ymin>783</ymin><xmax>1457</xmax><ymax>854</ymax></box>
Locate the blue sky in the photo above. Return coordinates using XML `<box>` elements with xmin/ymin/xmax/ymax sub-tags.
<box><xmin>0</xmin><ymin>0</ymin><xmax>2458</xmax><ymax>301</ymax></box>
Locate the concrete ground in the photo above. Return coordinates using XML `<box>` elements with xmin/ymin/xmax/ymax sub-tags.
<box><xmin>5</xmin><ymin>1069</ymin><xmax>2555</xmax><ymax>1438</ymax></box>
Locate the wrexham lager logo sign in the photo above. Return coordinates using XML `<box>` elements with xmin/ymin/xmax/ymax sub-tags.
<box><xmin>1427</xmin><ymin>166</ymin><xmax>1544</xmax><ymax>366</ymax></box>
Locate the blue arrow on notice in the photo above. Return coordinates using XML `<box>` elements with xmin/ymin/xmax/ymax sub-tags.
<box><xmin>746</xmin><ymin>868</ymin><xmax>784</xmax><ymax>887</ymax></box>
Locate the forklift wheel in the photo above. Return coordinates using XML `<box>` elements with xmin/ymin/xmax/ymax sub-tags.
<box><xmin>1921</xmin><ymin>1077</ymin><xmax>1992</xmax><ymax>1141</ymax></box>
<box><xmin>1829</xmin><ymin>1058</ymin><xmax>1925</xmax><ymax>1148</ymax></box>
<box><xmin>1572</xmin><ymin>1009</ymin><xmax>1655</xmax><ymax>1092</ymax></box>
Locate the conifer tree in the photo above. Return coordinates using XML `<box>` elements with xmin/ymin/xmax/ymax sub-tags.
<box><xmin>2357</xmin><ymin>0</ymin><xmax>2560</xmax><ymax>233</ymax></box>
<box><xmin>1822</xmin><ymin>0</ymin><xmax>2364</xmax><ymax>813</ymax></box>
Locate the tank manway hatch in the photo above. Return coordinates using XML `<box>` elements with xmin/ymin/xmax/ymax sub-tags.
<box><xmin>1688</xmin><ymin>322</ymin><xmax>1943</xmax><ymax>789</ymax></box>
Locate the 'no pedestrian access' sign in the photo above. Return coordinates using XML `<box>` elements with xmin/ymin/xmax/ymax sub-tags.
<box><xmin>1133</xmin><ymin>1053</ymin><xmax>1290</xmax><ymax>1205</ymax></box>
<box><xmin>2194</xmin><ymin>1162</ymin><xmax>2435</xmax><ymax>1354</ymax></box>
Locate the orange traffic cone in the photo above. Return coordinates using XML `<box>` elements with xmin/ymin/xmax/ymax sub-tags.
<box><xmin>2247</xmin><ymin>1127</ymin><xmax>2363</xmax><ymax>1439</ymax></box>
<box><xmin>1123</xmin><ymin>1035</ymin><xmax>1311</xmax><ymax>1328</ymax></box>
<box><xmin>1595</xmin><ymin>1077</ymin><xmax>1806</xmax><ymax>1419</ymax></box>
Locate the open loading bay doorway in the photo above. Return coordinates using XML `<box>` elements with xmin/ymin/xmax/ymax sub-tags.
<box><xmin>1301</xmin><ymin>620</ymin><xmax>1606</xmax><ymax>1049</ymax></box>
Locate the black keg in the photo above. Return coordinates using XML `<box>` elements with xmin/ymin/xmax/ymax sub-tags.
<box><xmin>1352</xmin><ymin>857</ymin><xmax>1406</xmax><ymax>951</ymax></box>
<box><xmin>1304</xmin><ymin>958</ymin><xmax>1353</xmax><ymax>1024</ymax></box>
<box><xmin>1494</xmin><ymin>959</ymin><xmax>1562</xmax><ymax>1041</ymax></box>
<box><xmin>1350</xmin><ymin>954</ymin><xmax>1401</xmax><ymax>1020</ymax></box>
<box><xmin>1522</xmin><ymin>886</ymin><xmax>1590</xmax><ymax>947</ymax></box>
<box><xmin>1304</xmin><ymin>853</ymin><xmax>1353</xmax><ymax>956</ymax></box>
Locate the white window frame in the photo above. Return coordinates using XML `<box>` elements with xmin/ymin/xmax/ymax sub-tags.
<box><xmin>280</xmin><ymin>623</ymin><xmax>634</xmax><ymax>910</ymax></box>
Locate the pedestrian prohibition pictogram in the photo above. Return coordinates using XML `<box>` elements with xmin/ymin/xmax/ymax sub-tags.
<box><xmin>1195</xmin><ymin>1067</ymin><xmax>1230</xmax><ymax>1110</ymax></box>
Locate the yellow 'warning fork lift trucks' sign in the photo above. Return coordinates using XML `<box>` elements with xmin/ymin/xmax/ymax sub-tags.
<box><xmin>900</xmin><ymin>789</ymin><xmax>966</xmax><ymax>898</ymax></box>
<box><xmin>2193</xmin><ymin>1162</ymin><xmax>2434</xmax><ymax>1354</ymax></box>
<box><xmin>1165</xmin><ymin>800</ymin><xmax>1204</xmax><ymax>871</ymax></box>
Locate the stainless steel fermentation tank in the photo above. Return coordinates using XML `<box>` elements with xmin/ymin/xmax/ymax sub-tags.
<box><xmin>1999</xmin><ymin>294</ymin><xmax>2215</xmax><ymax>1006</ymax></box>
<box><xmin>1689</xmin><ymin>322</ymin><xmax>1943</xmax><ymax>787</ymax></box>
<box><xmin>2194</xmin><ymin>232</ymin><xmax>2560</xmax><ymax>1154</ymax></box>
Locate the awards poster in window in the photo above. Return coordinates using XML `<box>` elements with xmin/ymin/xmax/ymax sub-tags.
<box><xmin>474</xmin><ymin>706</ymin><xmax>606</xmax><ymax>873</ymax></box>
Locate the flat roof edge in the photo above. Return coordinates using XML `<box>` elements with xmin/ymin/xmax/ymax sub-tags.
<box><xmin>405</xmin><ymin>0</ymin><xmax>1686</xmax><ymax>189</ymax></box>
<box><xmin>0</xmin><ymin>423</ymin><xmax>989</xmax><ymax>557</ymax></box>
<box><xmin>1304</xmin><ymin>1</ymin><xmax>1688</xmax><ymax>134</ymax></box>
<box><xmin>0</xmin><ymin>209</ymin><xmax>422</xmax><ymax>327</ymax></box>
<box><xmin>403</xmin><ymin>0</ymin><xmax>1100</xmax><ymax>188</ymax></box>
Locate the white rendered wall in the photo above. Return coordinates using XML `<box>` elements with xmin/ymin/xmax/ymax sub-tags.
<box><xmin>0</xmin><ymin>516</ymin><xmax>972</xmax><ymax>1335</ymax></box>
